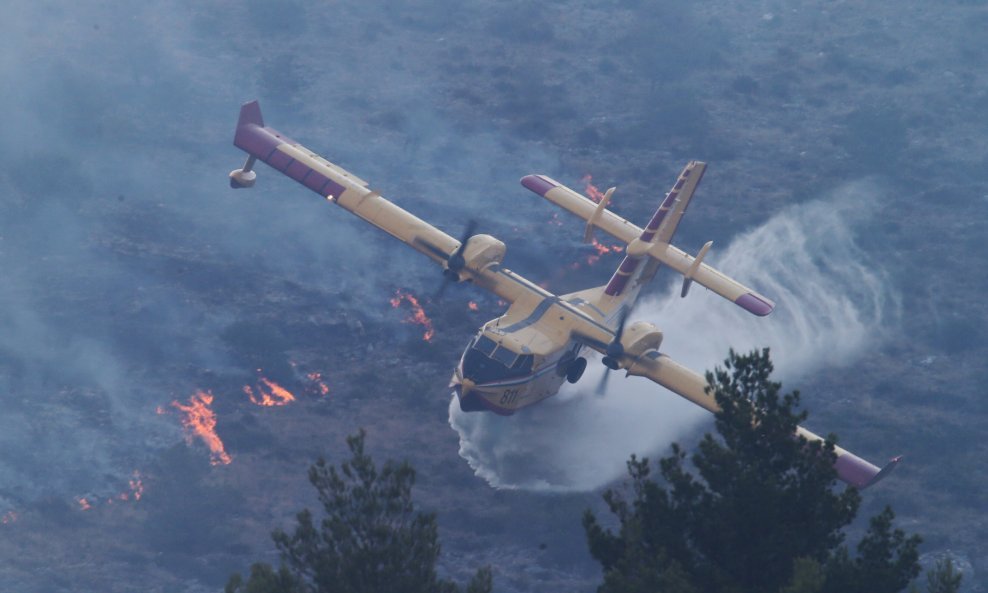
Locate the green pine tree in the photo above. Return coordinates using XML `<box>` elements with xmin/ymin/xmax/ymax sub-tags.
<box><xmin>584</xmin><ymin>348</ymin><xmax>922</xmax><ymax>593</ymax></box>
<box><xmin>226</xmin><ymin>430</ymin><xmax>491</xmax><ymax>593</ymax></box>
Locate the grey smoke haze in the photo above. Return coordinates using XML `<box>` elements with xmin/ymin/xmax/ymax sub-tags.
<box><xmin>449</xmin><ymin>181</ymin><xmax>898</xmax><ymax>491</ymax></box>
<box><xmin>0</xmin><ymin>1</ymin><xmax>568</xmax><ymax>508</ymax></box>
<box><xmin>1</xmin><ymin>0</ymin><xmax>985</xmax><ymax>590</ymax></box>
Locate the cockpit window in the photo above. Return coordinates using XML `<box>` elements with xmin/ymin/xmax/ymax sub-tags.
<box><xmin>492</xmin><ymin>345</ymin><xmax>518</xmax><ymax>367</ymax></box>
<box><xmin>462</xmin><ymin>345</ymin><xmax>535</xmax><ymax>384</ymax></box>
<box><xmin>512</xmin><ymin>354</ymin><xmax>534</xmax><ymax>373</ymax></box>
<box><xmin>474</xmin><ymin>335</ymin><xmax>497</xmax><ymax>356</ymax></box>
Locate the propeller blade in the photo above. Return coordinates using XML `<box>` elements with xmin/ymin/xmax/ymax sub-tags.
<box><xmin>447</xmin><ymin>219</ymin><xmax>478</xmax><ymax>273</ymax></box>
<box><xmin>434</xmin><ymin>219</ymin><xmax>478</xmax><ymax>300</ymax></box>
<box><xmin>412</xmin><ymin>236</ymin><xmax>452</xmax><ymax>262</ymax></box>
<box><xmin>605</xmin><ymin>305</ymin><xmax>633</xmax><ymax>360</ymax></box>
<box><xmin>435</xmin><ymin>275</ymin><xmax>452</xmax><ymax>300</ymax></box>
<box><xmin>459</xmin><ymin>219</ymin><xmax>478</xmax><ymax>248</ymax></box>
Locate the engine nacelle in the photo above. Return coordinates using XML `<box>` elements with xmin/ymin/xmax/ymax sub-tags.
<box><xmin>620</xmin><ymin>321</ymin><xmax>664</xmax><ymax>359</ymax></box>
<box><xmin>458</xmin><ymin>234</ymin><xmax>506</xmax><ymax>277</ymax></box>
<box><xmin>229</xmin><ymin>168</ymin><xmax>257</xmax><ymax>189</ymax></box>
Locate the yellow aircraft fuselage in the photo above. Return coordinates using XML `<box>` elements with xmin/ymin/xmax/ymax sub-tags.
<box><xmin>227</xmin><ymin>100</ymin><xmax>902</xmax><ymax>489</ymax></box>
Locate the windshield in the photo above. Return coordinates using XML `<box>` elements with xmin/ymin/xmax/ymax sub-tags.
<box><xmin>474</xmin><ymin>335</ymin><xmax>497</xmax><ymax>356</ymax></box>
<box><xmin>492</xmin><ymin>345</ymin><xmax>518</xmax><ymax>367</ymax></box>
<box><xmin>462</xmin><ymin>339</ymin><xmax>534</xmax><ymax>384</ymax></box>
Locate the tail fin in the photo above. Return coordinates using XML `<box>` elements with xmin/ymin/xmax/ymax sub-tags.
<box><xmin>237</xmin><ymin>100</ymin><xmax>264</xmax><ymax>128</ymax></box>
<box><xmin>601</xmin><ymin>162</ymin><xmax>707</xmax><ymax>297</ymax></box>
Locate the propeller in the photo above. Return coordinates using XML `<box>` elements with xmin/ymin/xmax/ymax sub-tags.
<box><xmin>595</xmin><ymin>306</ymin><xmax>632</xmax><ymax>396</ymax></box>
<box><xmin>415</xmin><ymin>219</ymin><xmax>477</xmax><ymax>300</ymax></box>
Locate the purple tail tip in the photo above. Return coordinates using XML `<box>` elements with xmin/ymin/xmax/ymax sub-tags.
<box><xmin>238</xmin><ymin>100</ymin><xmax>264</xmax><ymax>128</ymax></box>
<box><xmin>520</xmin><ymin>174</ymin><xmax>559</xmax><ymax>198</ymax></box>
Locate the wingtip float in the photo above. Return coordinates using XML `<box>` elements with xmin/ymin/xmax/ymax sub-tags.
<box><xmin>228</xmin><ymin>100</ymin><xmax>891</xmax><ymax>489</ymax></box>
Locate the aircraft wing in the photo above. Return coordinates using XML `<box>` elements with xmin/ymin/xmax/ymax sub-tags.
<box><xmin>623</xmin><ymin>350</ymin><xmax>900</xmax><ymax>489</ymax></box>
<box><xmin>230</xmin><ymin>101</ymin><xmax>535</xmax><ymax>304</ymax></box>
<box><xmin>568</xmin><ymin>314</ymin><xmax>897</xmax><ymax>490</ymax></box>
<box><xmin>522</xmin><ymin>163</ymin><xmax>774</xmax><ymax>317</ymax></box>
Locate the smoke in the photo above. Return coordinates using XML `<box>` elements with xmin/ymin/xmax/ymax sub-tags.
<box><xmin>449</xmin><ymin>181</ymin><xmax>898</xmax><ymax>491</ymax></box>
<box><xmin>0</xmin><ymin>0</ymin><xmax>568</xmax><ymax>511</ymax></box>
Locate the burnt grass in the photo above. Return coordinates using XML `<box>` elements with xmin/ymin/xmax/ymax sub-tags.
<box><xmin>1</xmin><ymin>1</ymin><xmax>987</xmax><ymax>592</ymax></box>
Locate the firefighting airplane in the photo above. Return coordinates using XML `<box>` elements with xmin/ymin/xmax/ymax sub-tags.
<box><xmin>227</xmin><ymin>101</ymin><xmax>898</xmax><ymax>489</ymax></box>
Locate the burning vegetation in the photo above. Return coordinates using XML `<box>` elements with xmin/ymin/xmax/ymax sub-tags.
<box><xmin>161</xmin><ymin>391</ymin><xmax>232</xmax><ymax>466</ymax></box>
<box><xmin>306</xmin><ymin>372</ymin><xmax>330</xmax><ymax>396</ymax></box>
<box><xmin>73</xmin><ymin>470</ymin><xmax>143</xmax><ymax>513</ymax></box>
<box><xmin>159</xmin><ymin>366</ymin><xmax>330</xmax><ymax>467</ymax></box>
<box><xmin>390</xmin><ymin>289</ymin><xmax>435</xmax><ymax>341</ymax></box>
<box><xmin>580</xmin><ymin>174</ymin><xmax>624</xmax><ymax>266</ymax></box>
<box><xmin>244</xmin><ymin>376</ymin><xmax>296</xmax><ymax>407</ymax></box>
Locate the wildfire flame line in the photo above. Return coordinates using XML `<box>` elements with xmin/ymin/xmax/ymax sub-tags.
<box><xmin>244</xmin><ymin>377</ymin><xmax>296</xmax><ymax>407</ymax></box>
<box><xmin>75</xmin><ymin>470</ymin><xmax>144</xmax><ymax>512</ymax></box>
<box><xmin>163</xmin><ymin>391</ymin><xmax>232</xmax><ymax>466</ymax></box>
<box><xmin>306</xmin><ymin>372</ymin><xmax>330</xmax><ymax>396</ymax></box>
<box><xmin>389</xmin><ymin>289</ymin><xmax>435</xmax><ymax>341</ymax></box>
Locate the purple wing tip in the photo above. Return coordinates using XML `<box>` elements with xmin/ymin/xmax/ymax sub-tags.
<box><xmin>521</xmin><ymin>174</ymin><xmax>559</xmax><ymax>197</ymax></box>
<box><xmin>866</xmin><ymin>455</ymin><xmax>902</xmax><ymax>488</ymax></box>
<box><xmin>238</xmin><ymin>100</ymin><xmax>264</xmax><ymax>128</ymax></box>
<box><xmin>735</xmin><ymin>292</ymin><xmax>775</xmax><ymax>316</ymax></box>
<box><xmin>835</xmin><ymin>453</ymin><xmax>902</xmax><ymax>489</ymax></box>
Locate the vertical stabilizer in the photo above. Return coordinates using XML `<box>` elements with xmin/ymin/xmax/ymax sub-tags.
<box><xmin>237</xmin><ymin>100</ymin><xmax>264</xmax><ymax>129</ymax></box>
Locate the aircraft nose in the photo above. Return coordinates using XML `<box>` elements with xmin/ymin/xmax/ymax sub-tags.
<box><xmin>454</xmin><ymin>378</ymin><xmax>487</xmax><ymax>413</ymax></box>
<box><xmin>456</xmin><ymin>378</ymin><xmax>476</xmax><ymax>397</ymax></box>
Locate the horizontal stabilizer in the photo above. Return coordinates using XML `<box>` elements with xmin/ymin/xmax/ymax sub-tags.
<box><xmin>523</xmin><ymin>165</ymin><xmax>774</xmax><ymax>316</ymax></box>
<box><xmin>521</xmin><ymin>175</ymin><xmax>642</xmax><ymax>244</ymax></box>
<box><xmin>646</xmin><ymin>242</ymin><xmax>775</xmax><ymax>316</ymax></box>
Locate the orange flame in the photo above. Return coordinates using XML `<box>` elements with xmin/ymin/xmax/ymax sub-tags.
<box><xmin>119</xmin><ymin>470</ymin><xmax>144</xmax><ymax>501</ymax></box>
<box><xmin>586</xmin><ymin>236</ymin><xmax>624</xmax><ymax>265</ymax></box>
<box><xmin>575</xmin><ymin>174</ymin><xmax>623</xmax><ymax>265</ymax></box>
<box><xmin>75</xmin><ymin>469</ymin><xmax>144</xmax><ymax>511</ymax></box>
<box><xmin>389</xmin><ymin>289</ymin><xmax>435</xmax><ymax>341</ymax></box>
<box><xmin>582</xmin><ymin>174</ymin><xmax>606</xmax><ymax>203</ymax></box>
<box><xmin>170</xmin><ymin>391</ymin><xmax>232</xmax><ymax>466</ymax></box>
<box><xmin>591</xmin><ymin>237</ymin><xmax>622</xmax><ymax>255</ymax></box>
<box><xmin>306</xmin><ymin>372</ymin><xmax>330</xmax><ymax>396</ymax></box>
<box><xmin>468</xmin><ymin>301</ymin><xmax>479</xmax><ymax>312</ymax></box>
<box><xmin>129</xmin><ymin>472</ymin><xmax>145</xmax><ymax>501</ymax></box>
<box><xmin>245</xmin><ymin>377</ymin><xmax>296</xmax><ymax>407</ymax></box>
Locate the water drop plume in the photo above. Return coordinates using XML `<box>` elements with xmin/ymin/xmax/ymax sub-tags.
<box><xmin>449</xmin><ymin>182</ymin><xmax>897</xmax><ymax>491</ymax></box>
